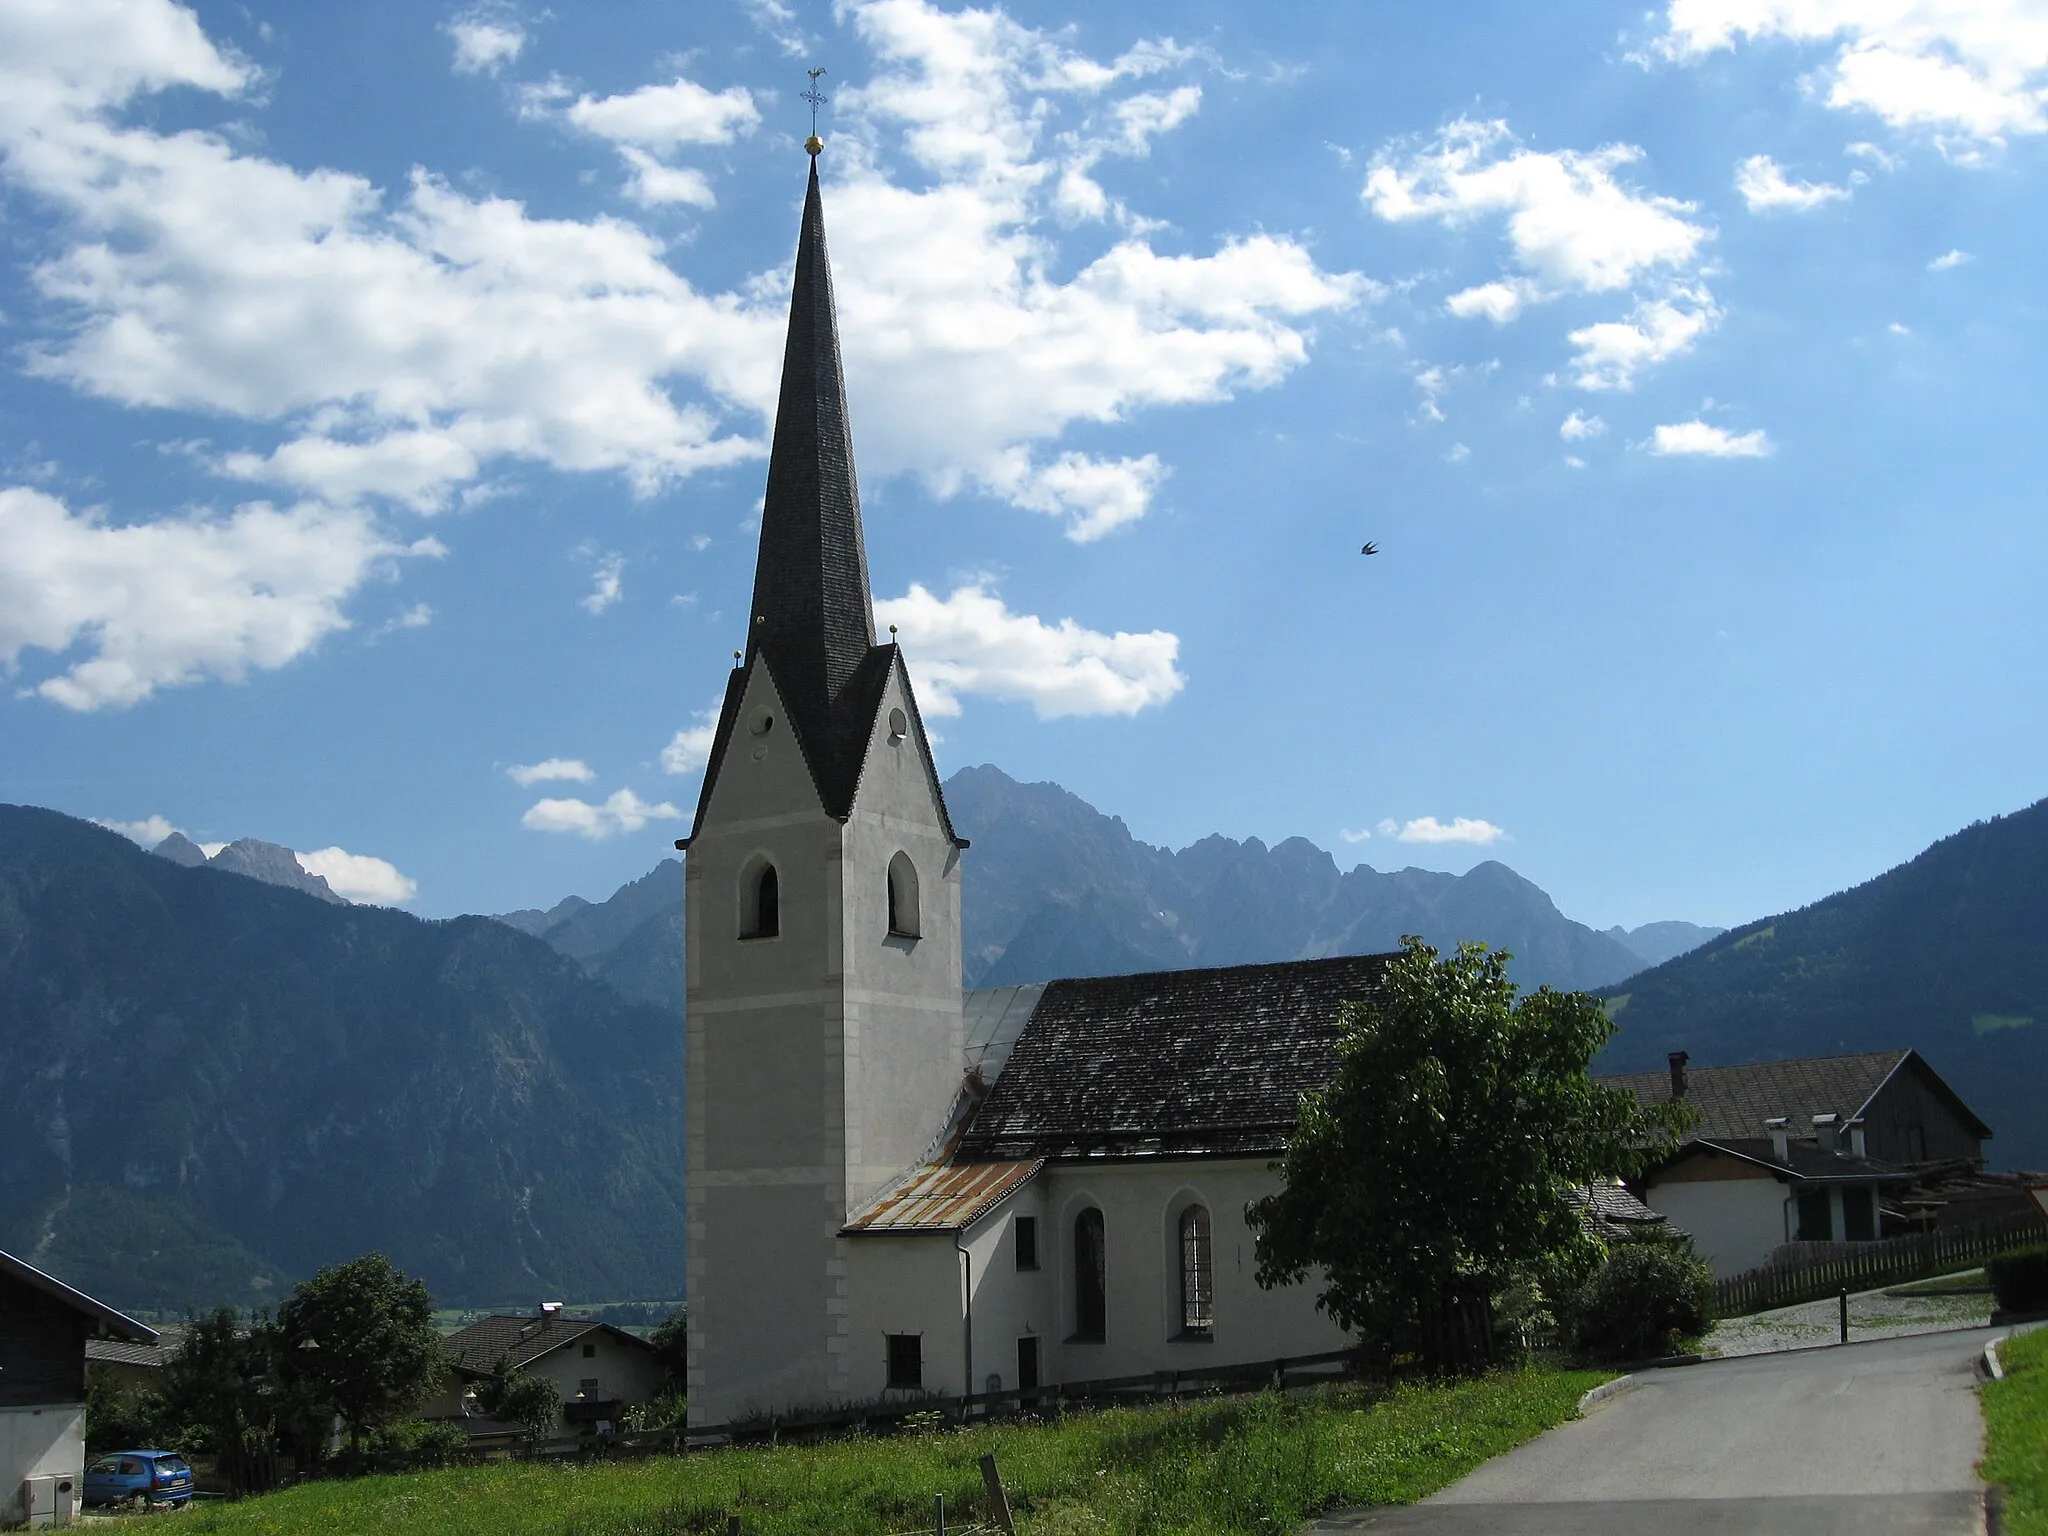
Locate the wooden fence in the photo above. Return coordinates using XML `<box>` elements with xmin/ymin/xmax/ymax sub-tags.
<box><xmin>1714</xmin><ymin>1210</ymin><xmax>2046</xmax><ymax>1317</ymax></box>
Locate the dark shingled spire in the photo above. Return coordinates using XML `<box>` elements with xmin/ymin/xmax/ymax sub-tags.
<box><xmin>746</xmin><ymin>155</ymin><xmax>876</xmax><ymax>744</ymax></box>
<box><xmin>684</xmin><ymin>151</ymin><xmax>957</xmax><ymax>840</ymax></box>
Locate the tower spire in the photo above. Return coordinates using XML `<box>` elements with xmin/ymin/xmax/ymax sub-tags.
<box><xmin>745</xmin><ymin>150</ymin><xmax>877</xmax><ymax>770</ymax></box>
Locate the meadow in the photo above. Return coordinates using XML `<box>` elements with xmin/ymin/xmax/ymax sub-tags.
<box><xmin>168</xmin><ymin>1367</ymin><xmax>1608</xmax><ymax>1536</ymax></box>
<box><xmin>1982</xmin><ymin>1325</ymin><xmax>2048</xmax><ymax>1536</ymax></box>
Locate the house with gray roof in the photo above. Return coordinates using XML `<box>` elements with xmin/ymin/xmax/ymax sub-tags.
<box><xmin>2</xmin><ymin>1247</ymin><xmax>156</xmax><ymax>1528</ymax></box>
<box><xmin>421</xmin><ymin>1308</ymin><xmax>665</xmax><ymax>1440</ymax></box>
<box><xmin>1593</xmin><ymin>1050</ymin><xmax>1996</xmax><ymax>1276</ymax></box>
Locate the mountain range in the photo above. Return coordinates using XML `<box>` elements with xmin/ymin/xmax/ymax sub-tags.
<box><xmin>0</xmin><ymin>806</ymin><xmax>685</xmax><ymax>1313</ymax></box>
<box><xmin>27</xmin><ymin>769</ymin><xmax>2046</xmax><ymax>1312</ymax></box>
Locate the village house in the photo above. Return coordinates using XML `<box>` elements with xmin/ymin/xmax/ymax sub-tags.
<box><xmin>425</xmin><ymin>1308</ymin><xmax>666</xmax><ymax>1439</ymax></box>
<box><xmin>1596</xmin><ymin>1050</ymin><xmax>1998</xmax><ymax>1277</ymax></box>
<box><xmin>1</xmin><ymin>1247</ymin><xmax>156</xmax><ymax>1529</ymax></box>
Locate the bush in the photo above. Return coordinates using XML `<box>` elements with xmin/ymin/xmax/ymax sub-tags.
<box><xmin>1988</xmin><ymin>1243</ymin><xmax>2048</xmax><ymax>1314</ymax></box>
<box><xmin>366</xmin><ymin>1418</ymin><xmax>472</xmax><ymax>1470</ymax></box>
<box><xmin>1571</xmin><ymin>1237</ymin><xmax>1715</xmax><ymax>1362</ymax></box>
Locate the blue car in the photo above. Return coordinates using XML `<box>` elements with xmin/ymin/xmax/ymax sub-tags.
<box><xmin>83</xmin><ymin>1450</ymin><xmax>195</xmax><ymax>1508</ymax></box>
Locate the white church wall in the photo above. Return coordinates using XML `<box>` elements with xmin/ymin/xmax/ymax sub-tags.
<box><xmin>1039</xmin><ymin>1161</ymin><xmax>1347</xmax><ymax>1384</ymax></box>
<box><xmin>839</xmin><ymin>663</ymin><xmax>966</xmax><ymax>1208</ymax></box>
<box><xmin>843</xmin><ymin>1232</ymin><xmax>966</xmax><ymax>1403</ymax></box>
<box><xmin>686</xmin><ymin>661</ymin><xmax>851</xmax><ymax>1425</ymax></box>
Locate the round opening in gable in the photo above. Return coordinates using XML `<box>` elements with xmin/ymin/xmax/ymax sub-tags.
<box><xmin>749</xmin><ymin>708</ymin><xmax>776</xmax><ymax>736</ymax></box>
<box><xmin>888</xmin><ymin>708</ymin><xmax>908</xmax><ymax>741</ymax></box>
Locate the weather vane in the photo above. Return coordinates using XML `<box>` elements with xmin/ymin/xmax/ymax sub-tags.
<box><xmin>803</xmin><ymin>68</ymin><xmax>827</xmax><ymax>154</ymax></box>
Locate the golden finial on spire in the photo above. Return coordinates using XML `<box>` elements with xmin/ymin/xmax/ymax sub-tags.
<box><xmin>803</xmin><ymin>69</ymin><xmax>827</xmax><ymax>155</ymax></box>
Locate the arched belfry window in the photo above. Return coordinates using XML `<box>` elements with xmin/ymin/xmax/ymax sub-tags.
<box><xmin>740</xmin><ymin>860</ymin><xmax>779</xmax><ymax>940</ymax></box>
<box><xmin>1073</xmin><ymin>1207</ymin><xmax>1106</xmax><ymax>1341</ymax></box>
<box><xmin>887</xmin><ymin>852</ymin><xmax>920</xmax><ymax>939</ymax></box>
<box><xmin>1178</xmin><ymin>1205</ymin><xmax>1213</xmax><ymax>1337</ymax></box>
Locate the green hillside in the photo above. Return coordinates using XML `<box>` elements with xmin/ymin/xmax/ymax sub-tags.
<box><xmin>1597</xmin><ymin>796</ymin><xmax>2048</xmax><ymax>1169</ymax></box>
<box><xmin>0</xmin><ymin>805</ymin><xmax>686</xmax><ymax>1312</ymax></box>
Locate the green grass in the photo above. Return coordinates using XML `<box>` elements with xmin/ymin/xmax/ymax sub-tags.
<box><xmin>168</xmin><ymin>1368</ymin><xmax>1607</xmax><ymax>1536</ymax></box>
<box><xmin>1882</xmin><ymin>1268</ymin><xmax>1989</xmax><ymax>1298</ymax></box>
<box><xmin>1984</xmin><ymin>1327</ymin><xmax>2048</xmax><ymax>1536</ymax></box>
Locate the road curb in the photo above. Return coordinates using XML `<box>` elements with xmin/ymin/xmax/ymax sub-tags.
<box><xmin>1577</xmin><ymin>1375</ymin><xmax>1636</xmax><ymax>1414</ymax></box>
<box><xmin>1982</xmin><ymin>1336</ymin><xmax>2005</xmax><ymax>1381</ymax></box>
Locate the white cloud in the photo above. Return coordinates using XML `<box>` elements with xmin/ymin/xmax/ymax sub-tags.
<box><xmin>1560</xmin><ymin>410</ymin><xmax>1607</xmax><ymax>440</ymax></box>
<box><xmin>1382</xmin><ymin>815</ymin><xmax>1507</xmax><ymax>845</ymax></box>
<box><xmin>1367</xmin><ymin>117</ymin><xmax>1715</xmax><ymax>389</ymax></box>
<box><xmin>0</xmin><ymin>0</ymin><xmax>1361</xmax><ymax>547</ymax></box>
<box><xmin>95</xmin><ymin>813</ymin><xmax>181</xmax><ymax>845</ymax></box>
<box><xmin>1338</xmin><ymin>827</ymin><xmax>1373</xmax><ymax>844</ymax></box>
<box><xmin>295</xmin><ymin>846</ymin><xmax>418</xmax><ymax>904</ymax></box>
<box><xmin>1929</xmin><ymin>247</ymin><xmax>1973</xmax><ymax>270</ymax></box>
<box><xmin>660</xmin><ymin>698</ymin><xmax>725</xmax><ymax>775</ymax></box>
<box><xmin>1650</xmin><ymin>419</ymin><xmax>1774</xmax><ymax>457</ymax></box>
<box><xmin>371</xmin><ymin>602</ymin><xmax>434</xmax><ymax>638</ymax></box>
<box><xmin>874</xmin><ymin>581</ymin><xmax>1184</xmax><ymax>719</ymax></box>
<box><xmin>445</xmin><ymin>11</ymin><xmax>525</xmax><ymax>77</ymax></box>
<box><xmin>1367</xmin><ymin>118</ymin><xmax>1707</xmax><ymax>297</ymax></box>
<box><xmin>1734</xmin><ymin>153</ymin><xmax>1850</xmax><ymax>211</ymax></box>
<box><xmin>1566</xmin><ymin>289</ymin><xmax>1721</xmax><ymax>391</ymax></box>
<box><xmin>581</xmin><ymin>553</ymin><xmax>624</xmax><ymax>614</ymax></box>
<box><xmin>0</xmin><ymin>486</ymin><xmax>437</xmax><ymax>710</ymax></box>
<box><xmin>743</xmin><ymin>0</ymin><xmax>809</xmax><ymax>57</ymax></box>
<box><xmin>507</xmin><ymin>758</ymin><xmax>595</xmax><ymax>786</ymax></box>
<box><xmin>1653</xmin><ymin>2</ymin><xmax>2048</xmax><ymax>149</ymax></box>
<box><xmin>983</xmin><ymin>450</ymin><xmax>1166</xmax><ymax>542</ymax></box>
<box><xmin>521</xmin><ymin>788</ymin><xmax>682</xmax><ymax>839</ymax></box>
<box><xmin>1443</xmin><ymin>441</ymin><xmax>1470</xmax><ymax>463</ymax></box>
<box><xmin>564</xmin><ymin>78</ymin><xmax>761</xmax><ymax>151</ymax></box>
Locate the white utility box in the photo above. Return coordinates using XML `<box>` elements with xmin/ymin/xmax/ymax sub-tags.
<box><xmin>17</xmin><ymin>1472</ymin><xmax>79</xmax><ymax>1528</ymax></box>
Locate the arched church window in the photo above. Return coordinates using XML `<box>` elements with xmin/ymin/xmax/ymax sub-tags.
<box><xmin>740</xmin><ymin>861</ymin><xmax>779</xmax><ymax>940</ymax></box>
<box><xmin>887</xmin><ymin>851</ymin><xmax>920</xmax><ymax>939</ymax></box>
<box><xmin>1178</xmin><ymin>1205</ymin><xmax>1213</xmax><ymax>1337</ymax></box>
<box><xmin>1073</xmin><ymin>1207</ymin><xmax>1106</xmax><ymax>1341</ymax></box>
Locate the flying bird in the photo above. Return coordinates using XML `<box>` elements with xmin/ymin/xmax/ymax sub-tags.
<box><xmin>1360</xmin><ymin>541</ymin><xmax>1379</xmax><ymax>556</ymax></box>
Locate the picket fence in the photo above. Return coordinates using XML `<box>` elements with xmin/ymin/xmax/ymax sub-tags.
<box><xmin>1713</xmin><ymin>1209</ymin><xmax>2046</xmax><ymax>1317</ymax></box>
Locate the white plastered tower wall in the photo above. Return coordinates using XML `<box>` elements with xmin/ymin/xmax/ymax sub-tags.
<box><xmin>685</xmin><ymin>657</ymin><xmax>965</xmax><ymax>1425</ymax></box>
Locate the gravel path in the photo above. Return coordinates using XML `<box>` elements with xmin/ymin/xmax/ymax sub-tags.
<box><xmin>1703</xmin><ymin>1278</ymin><xmax>1992</xmax><ymax>1358</ymax></box>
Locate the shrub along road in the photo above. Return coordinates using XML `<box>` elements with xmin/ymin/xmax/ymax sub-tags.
<box><xmin>1308</xmin><ymin>1327</ymin><xmax>1999</xmax><ymax>1534</ymax></box>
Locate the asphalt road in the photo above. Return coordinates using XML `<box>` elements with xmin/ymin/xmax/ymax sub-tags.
<box><xmin>1308</xmin><ymin>1327</ymin><xmax>1998</xmax><ymax>1535</ymax></box>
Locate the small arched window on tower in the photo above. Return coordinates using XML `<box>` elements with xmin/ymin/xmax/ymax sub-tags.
<box><xmin>1178</xmin><ymin>1205</ymin><xmax>1213</xmax><ymax>1338</ymax></box>
<box><xmin>739</xmin><ymin>859</ymin><xmax>779</xmax><ymax>940</ymax></box>
<box><xmin>886</xmin><ymin>851</ymin><xmax>920</xmax><ymax>939</ymax></box>
<box><xmin>1072</xmin><ymin>1207</ymin><xmax>1106</xmax><ymax>1342</ymax></box>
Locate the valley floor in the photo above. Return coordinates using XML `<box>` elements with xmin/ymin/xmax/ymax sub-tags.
<box><xmin>128</xmin><ymin>1368</ymin><xmax>1609</xmax><ymax>1536</ymax></box>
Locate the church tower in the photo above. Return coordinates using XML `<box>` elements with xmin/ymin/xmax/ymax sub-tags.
<box><xmin>681</xmin><ymin>146</ymin><xmax>966</xmax><ymax>1425</ymax></box>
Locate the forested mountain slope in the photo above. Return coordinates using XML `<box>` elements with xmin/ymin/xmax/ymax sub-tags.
<box><xmin>0</xmin><ymin>806</ymin><xmax>686</xmax><ymax>1312</ymax></box>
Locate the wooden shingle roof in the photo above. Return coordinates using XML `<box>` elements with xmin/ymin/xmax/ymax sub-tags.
<box><xmin>955</xmin><ymin>953</ymin><xmax>1394</xmax><ymax>1161</ymax></box>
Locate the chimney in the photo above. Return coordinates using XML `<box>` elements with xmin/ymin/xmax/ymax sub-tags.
<box><xmin>1813</xmin><ymin>1113</ymin><xmax>1840</xmax><ymax>1155</ymax></box>
<box><xmin>1766</xmin><ymin>1117</ymin><xmax>1790</xmax><ymax>1162</ymax></box>
<box><xmin>540</xmin><ymin>1300</ymin><xmax>563</xmax><ymax>1316</ymax></box>
<box><xmin>1668</xmin><ymin>1051</ymin><xmax>1690</xmax><ymax>1100</ymax></box>
<box><xmin>1848</xmin><ymin>1119</ymin><xmax>1867</xmax><ymax>1158</ymax></box>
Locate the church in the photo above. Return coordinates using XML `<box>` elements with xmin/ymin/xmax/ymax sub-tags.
<box><xmin>679</xmin><ymin>143</ymin><xmax>1371</xmax><ymax>1426</ymax></box>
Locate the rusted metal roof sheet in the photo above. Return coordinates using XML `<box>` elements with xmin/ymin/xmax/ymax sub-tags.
<box><xmin>842</xmin><ymin>1158</ymin><xmax>1041</xmax><ymax>1234</ymax></box>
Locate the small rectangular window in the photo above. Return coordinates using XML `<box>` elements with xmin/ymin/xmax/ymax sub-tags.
<box><xmin>1016</xmin><ymin>1335</ymin><xmax>1040</xmax><ymax>1392</ymax></box>
<box><xmin>1015</xmin><ymin>1215</ymin><xmax>1038</xmax><ymax>1271</ymax></box>
<box><xmin>580</xmin><ymin>1378</ymin><xmax>600</xmax><ymax>1397</ymax></box>
<box><xmin>886</xmin><ymin>1333</ymin><xmax>922</xmax><ymax>1389</ymax></box>
<box><xmin>582</xmin><ymin>1342</ymin><xmax>596</xmax><ymax>1357</ymax></box>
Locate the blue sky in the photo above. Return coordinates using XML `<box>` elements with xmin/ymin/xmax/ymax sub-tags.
<box><xmin>2</xmin><ymin>0</ymin><xmax>2044</xmax><ymax>930</ymax></box>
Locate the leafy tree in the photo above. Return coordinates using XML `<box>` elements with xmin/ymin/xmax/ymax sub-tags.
<box><xmin>85</xmin><ymin>1363</ymin><xmax>172</xmax><ymax>1455</ymax></box>
<box><xmin>275</xmin><ymin>1254</ymin><xmax>444</xmax><ymax>1453</ymax></box>
<box><xmin>649</xmin><ymin>1306</ymin><xmax>687</xmax><ymax>1387</ymax></box>
<box><xmin>472</xmin><ymin>1355</ymin><xmax>560</xmax><ymax>1439</ymax></box>
<box><xmin>155</xmin><ymin>1307</ymin><xmax>305</xmax><ymax>1492</ymax></box>
<box><xmin>1247</xmin><ymin>937</ymin><xmax>1692</xmax><ymax>1370</ymax></box>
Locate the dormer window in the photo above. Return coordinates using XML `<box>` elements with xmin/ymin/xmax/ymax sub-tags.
<box><xmin>740</xmin><ymin>860</ymin><xmax>779</xmax><ymax>940</ymax></box>
<box><xmin>887</xmin><ymin>851</ymin><xmax>920</xmax><ymax>939</ymax></box>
